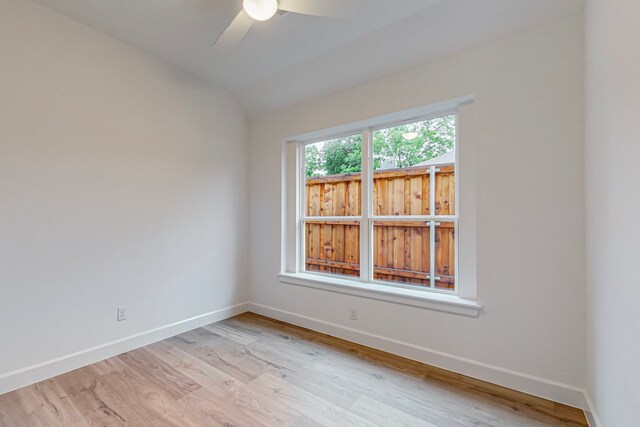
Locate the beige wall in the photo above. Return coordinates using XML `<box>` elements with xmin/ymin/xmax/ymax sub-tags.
<box><xmin>249</xmin><ymin>16</ymin><xmax>586</xmax><ymax>405</ymax></box>
<box><xmin>0</xmin><ymin>0</ymin><xmax>248</xmax><ymax>389</ymax></box>
<box><xmin>585</xmin><ymin>0</ymin><xmax>640</xmax><ymax>425</ymax></box>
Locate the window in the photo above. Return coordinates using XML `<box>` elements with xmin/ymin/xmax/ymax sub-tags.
<box><xmin>304</xmin><ymin>134</ymin><xmax>362</xmax><ymax>279</ymax></box>
<box><xmin>300</xmin><ymin>113</ymin><xmax>458</xmax><ymax>293</ymax></box>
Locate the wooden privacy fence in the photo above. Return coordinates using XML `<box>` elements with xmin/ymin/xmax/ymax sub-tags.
<box><xmin>305</xmin><ymin>164</ymin><xmax>456</xmax><ymax>290</ymax></box>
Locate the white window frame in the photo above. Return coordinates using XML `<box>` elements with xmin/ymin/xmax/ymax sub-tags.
<box><xmin>298</xmin><ymin>115</ymin><xmax>458</xmax><ymax>294</ymax></box>
<box><xmin>279</xmin><ymin>96</ymin><xmax>481</xmax><ymax>317</ymax></box>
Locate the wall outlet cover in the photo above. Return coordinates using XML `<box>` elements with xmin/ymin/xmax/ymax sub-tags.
<box><xmin>117</xmin><ymin>306</ymin><xmax>127</xmax><ymax>322</ymax></box>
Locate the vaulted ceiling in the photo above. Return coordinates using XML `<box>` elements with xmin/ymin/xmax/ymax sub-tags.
<box><xmin>35</xmin><ymin>0</ymin><xmax>584</xmax><ymax>116</ymax></box>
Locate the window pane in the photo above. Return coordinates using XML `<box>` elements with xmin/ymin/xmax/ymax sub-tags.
<box><xmin>373</xmin><ymin>115</ymin><xmax>456</xmax><ymax>216</ymax></box>
<box><xmin>373</xmin><ymin>221</ymin><xmax>456</xmax><ymax>290</ymax></box>
<box><xmin>435</xmin><ymin>221</ymin><xmax>456</xmax><ymax>290</ymax></box>
<box><xmin>373</xmin><ymin>221</ymin><xmax>430</xmax><ymax>286</ymax></box>
<box><xmin>305</xmin><ymin>135</ymin><xmax>362</xmax><ymax>217</ymax></box>
<box><xmin>435</xmin><ymin>165</ymin><xmax>456</xmax><ymax>216</ymax></box>
<box><xmin>305</xmin><ymin>221</ymin><xmax>360</xmax><ymax>278</ymax></box>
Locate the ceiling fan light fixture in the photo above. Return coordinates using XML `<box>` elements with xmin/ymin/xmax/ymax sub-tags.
<box><xmin>402</xmin><ymin>132</ymin><xmax>419</xmax><ymax>141</ymax></box>
<box><xmin>243</xmin><ymin>0</ymin><xmax>278</xmax><ymax>21</ymax></box>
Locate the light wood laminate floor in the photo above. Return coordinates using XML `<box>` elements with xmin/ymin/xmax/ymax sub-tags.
<box><xmin>0</xmin><ymin>313</ymin><xmax>587</xmax><ymax>426</ymax></box>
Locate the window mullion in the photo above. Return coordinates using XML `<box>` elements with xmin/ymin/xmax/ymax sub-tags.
<box><xmin>430</xmin><ymin>221</ymin><xmax>436</xmax><ymax>288</ymax></box>
<box><xmin>367</xmin><ymin>129</ymin><xmax>374</xmax><ymax>282</ymax></box>
<box><xmin>360</xmin><ymin>129</ymin><xmax>371</xmax><ymax>282</ymax></box>
<box><xmin>429</xmin><ymin>165</ymin><xmax>436</xmax><ymax>216</ymax></box>
<box><xmin>429</xmin><ymin>165</ymin><xmax>436</xmax><ymax>288</ymax></box>
<box><xmin>298</xmin><ymin>142</ymin><xmax>306</xmax><ymax>273</ymax></box>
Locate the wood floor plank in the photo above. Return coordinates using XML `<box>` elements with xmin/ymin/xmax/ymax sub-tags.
<box><xmin>169</xmin><ymin>328</ymin><xmax>267</xmax><ymax>383</ymax></box>
<box><xmin>244</xmin><ymin>334</ymin><xmax>329</xmax><ymax>377</ymax></box>
<box><xmin>98</xmin><ymin>367</ymin><xmax>205</xmax><ymax>426</ymax></box>
<box><xmin>350</xmin><ymin>395</ymin><xmax>438</xmax><ymax>427</ymax></box>
<box><xmin>89</xmin><ymin>357</ymin><xmax>129</xmax><ymax>377</ymax></box>
<box><xmin>146</xmin><ymin>341</ymin><xmax>296</xmax><ymax>426</ymax></box>
<box><xmin>304</xmin><ymin>360</ymin><xmax>486</xmax><ymax>426</ymax></box>
<box><xmin>249</xmin><ymin>373</ymin><xmax>376</xmax><ymax>427</ymax></box>
<box><xmin>178</xmin><ymin>385</ymin><xmax>294</xmax><ymax>427</ymax></box>
<box><xmin>416</xmin><ymin>365</ymin><xmax>586</xmax><ymax>426</ymax></box>
<box><xmin>202</xmin><ymin>323</ymin><xmax>260</xmax><ymax>346</ymax></box>
<box><xmin>266</xmin><ymin>364</ymin><xmax>361</xmax><ymax>410</ymax></box>
<box><xmin>53</xmin><ymin>366</ymin><xmax>135</xmax><ymax>426</ymax></box>
<box><xmin>0</xmin><ymin>391</ymin><xmax>26</xmax><ymax>427</ymax></box>
<box><xmin>3</xmin><ymin>380</ymin><xmax>88</xmax><ymax>427</ymax></box>
<box><xmin>117</xmin><ymin>349</ymin><xmax>201</xmax><ymax>400</ymax></box>
<box><xmin>0</xmin><ymin>313</ymin><xmax>588</xmax><ymax>427</ymax></box>
<box><xmin>308</xmin><ymin>345</ymin><xmax>565</xmax><ymax>426</ymax></box>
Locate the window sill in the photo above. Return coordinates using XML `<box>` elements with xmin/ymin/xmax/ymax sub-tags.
<box><xmin>278</xmin><ymin>272</ymin><xmax>481</xmax><ymax>317</ymax></box>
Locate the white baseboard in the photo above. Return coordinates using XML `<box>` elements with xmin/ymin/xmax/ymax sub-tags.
<box><xmin>248</xmin><ymin>302</ymin><xmax>587</xmax><ymax>410</ymax></box>
<box><xmin>0</xmin><ymin>302</ymin><xmax>250</xmax><ymax>396</ymax></box>
<box><xmin>583</xmin><ymin>393</ymin><xmax>602</xmax><ymax>427</ymax></box>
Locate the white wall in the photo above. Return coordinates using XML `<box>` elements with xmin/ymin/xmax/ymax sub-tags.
<box><xmin>585</xmin><ymin>0</ymin><xmax>640</xmax><ymax>425</ymax></box>
<box><xmin>249</xmin><ymin>16</ymin><xmax>586</xmax><ymax>404</ymax></box>
<box><xmin>0</xmin><ymin>0</ymin><xmax>248</xmax><ymax>389</ymax></box>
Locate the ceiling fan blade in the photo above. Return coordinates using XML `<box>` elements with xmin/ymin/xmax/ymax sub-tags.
<box><xmin>277</xmin><ymin>0</ymin><xmax>360</xmax><ymax>17</ymax></box>
<box><xmin>214</xmin><ymin>9</ymin><xmax>254</xmax><ymax>50</ymax></box>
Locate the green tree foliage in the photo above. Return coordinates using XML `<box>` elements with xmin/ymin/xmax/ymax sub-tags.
<box><xmin>305</xmin><ymin>144</ymin><xmax>322</xmax><ymax>177</ymax></box>
<box><xmin>373</xmin><ymin>115</ymin><xmax>455</xmax><ymax>169</ymax></box>
<box><xmin>305</xmin><ymin>115</ymin><xmax>455</xmax><ymax>178</ymax></box>
<box><xmin>324</xmin><ymin>134</ymin><xmax>362</xmax><ymax>175</ymax></box>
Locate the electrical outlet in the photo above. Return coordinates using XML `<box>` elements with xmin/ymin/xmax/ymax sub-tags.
<box><xmin>349</xmin><ymin>308</ymin><xmax>359</xmax><ymax>321</ymax></box>
<box><xmin>117</xmin><ymin>306</ymin><xmax>127</xmax><ymax>322</ymax></box>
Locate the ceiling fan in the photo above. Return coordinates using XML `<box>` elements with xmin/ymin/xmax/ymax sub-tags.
<box><xmin>215</xmin><ymin>0</ymin><xmax>360</xmax><ymax>50</ymax></box>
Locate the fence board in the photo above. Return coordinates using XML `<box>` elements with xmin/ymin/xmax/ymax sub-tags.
<box><xmin>435</xmin><ymin>171</ymin><xmax>455</xmax><ymax>215</ymax></box>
